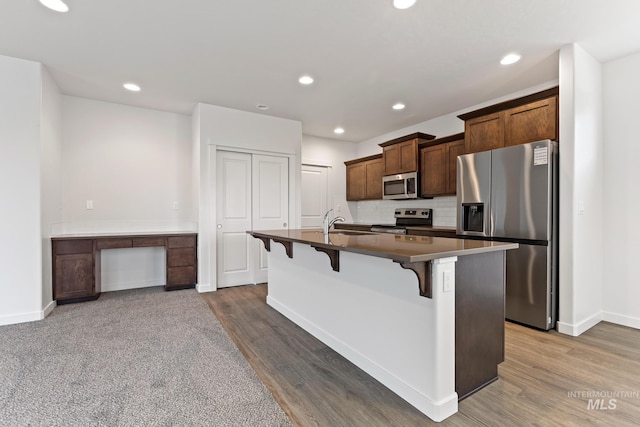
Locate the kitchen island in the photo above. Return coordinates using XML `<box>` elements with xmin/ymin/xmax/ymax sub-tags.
<box><xmin>248</xmin><ymin>229</ymin><xmax>517</xmax><ymax>422</ymax></box>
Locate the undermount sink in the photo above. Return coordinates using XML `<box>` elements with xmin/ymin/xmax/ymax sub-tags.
<box><xmin>328</xmin><ymin>230</ymin><xmax>371</xmax><ymax>236</ymax></box>
<box><xmin>305</xmin><ymin>229</ymin><xmax>371</xmax><ymax>236</ymax></box>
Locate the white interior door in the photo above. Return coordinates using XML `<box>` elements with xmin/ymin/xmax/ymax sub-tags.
<box><xmin>252</xmin><ymin>154</ymin><xmax>289</xmax><ymax>283</ymax></box>
<box><xmin>216</xmin><ymin>151</ymin><xmax>252</xmax><ymax>288</ymax></box>
<box><xmin>301</xmin><ymin>165</ymin><xmax>328</xmax><ymax>228</ymax></box>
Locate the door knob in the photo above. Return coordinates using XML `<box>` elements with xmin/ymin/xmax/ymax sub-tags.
<box><xmin>283</xmin><ymin>222</ymin><xmax>287</xmax><ymax>228</ymax></box>
<box><xmin>217</xmin><ymin>224</ymin><xmax>222</xmax><ymax>229</ymax></box>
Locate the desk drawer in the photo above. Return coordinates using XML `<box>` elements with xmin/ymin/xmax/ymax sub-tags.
<box><xmin>54</xmin><ymin>239</ymin><xmax>94</xmax><ymax>255</ymax></box>
<box><xmin>167</xmin><ymin>235</ymin><xmax>196</xmax><ymax>249</ymax></box>
<box><xmin>167</xmin><ymin>247</ymin><xmax>196</xmax><ymax>267</ymax></box>
<box><xmin>96</xmin><ymin>238</ymin><xmax>133</xmax><ymax>249</ymax></box>
<box><xmin>132</xmin><ymin>237</ymin><xmax>166</xmax><ymax>247</ymax></box>
<box><xmin>167</xmin><ymin>266</ymin><xmax>196</xmax><ymax>286</ymax></box>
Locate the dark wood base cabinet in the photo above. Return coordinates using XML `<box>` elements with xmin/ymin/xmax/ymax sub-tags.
<box><xmin>166</xmin><ymin>235</ymin><xmax>197</xmax><ymax>290</ymax></box>
<box><xmin>52</xmin><ymin>233</ymin><xmax>197</xmax><ymax>304</ymax></box>
<box><xmin>455</xmin><ymin>250</ymin><xmax>506</xmax><ymax>399</ymax></box>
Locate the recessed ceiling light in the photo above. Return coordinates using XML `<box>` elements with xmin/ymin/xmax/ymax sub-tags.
<box><xmin>298</xmin><ymin>75</ymin><xmax>314</xmax><ymax>85</ymax></box>
<box><xmin>334</xmin><ymin>127</ymin><xmax>345</xmax><ymax>135</ymax></box>
<box><xmin>39</xmin><ymin>0</ymin><xmax>69</xmax><ymax>12</ymax></box>
<box><xmin>256</xmin><ymin>104</ymin><xmax>269</xmax><ymax>110</ymax></box>
<box><xmin>393</xmin><ymin>0</ymin><xmax>416</xmax><ymax>10</ymax></box>
<box><xmin>500</xmin><ymin>53</ymin><xmax>521</xmax><ymax>65</ymax></box>
<box><xmin>123</xmin><ymin>82</ymin><xmax>141</xmax><ymax>92</ymax></box>
<box><xmin>392</xmin><ymin>103</ymin><xmax>406</xmax><ymax>110</ymax></box>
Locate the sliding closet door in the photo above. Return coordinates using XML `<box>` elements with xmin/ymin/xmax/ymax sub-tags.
<box><xmin>216</xmin><ymin>151</ymin><xmax>289</xmax><ymax>288</ymax></box>
<box><xmin>251</xmin><ymin>155</ymin><xmax>289</xmax><ymax>283</ymax></box>
<box><xmin>216</xmin><ymin>151</ymin><xmax>252</xmax><ymax>288</ymax></box>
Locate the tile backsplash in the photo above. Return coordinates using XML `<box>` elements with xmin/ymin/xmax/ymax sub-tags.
<box><xmin>353</xmin><ymin>196</ymin><xmax>457</xmax><ymax>228</ymax></box>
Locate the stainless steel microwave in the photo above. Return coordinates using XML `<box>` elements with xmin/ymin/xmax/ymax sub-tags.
<box><xmin>382</xmin><ymin>172</ymin><xmax>418</xmax><ymax>200</ymax></box>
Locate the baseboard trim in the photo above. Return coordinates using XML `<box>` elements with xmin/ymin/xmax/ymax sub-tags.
<box><xmin>42</xmin><ymin>300</ymin><xmax>56</xmax><ymax>319</ymax></box>
<box><xmin>0</xmin><ymin>310</ymin><xmax>44</xmax><ymax>327</ymax></box>
<box><xmin>601</xmin><ymin>311</ymin><xmax>640</xmax><ymax>330</ymax></box>
<box><xmin>196</xmin><ymin>283</ymin><xmax>215</xmax><ymax>293</ymax></box>
<box><xmin>557</xmin><ymin>311</ymin><xmax>602</xmax><ymax>336</ymax></box>
<box><xmin>267</xmin><ymin>295</ymin><xmax>458</xmax><ymax>422</ymax></box>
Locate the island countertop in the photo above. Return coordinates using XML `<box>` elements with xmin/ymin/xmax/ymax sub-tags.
<box><xmin>248</xmin><ymin>228</ymin><xmax>517</xmax><ymax>263</ymax></box>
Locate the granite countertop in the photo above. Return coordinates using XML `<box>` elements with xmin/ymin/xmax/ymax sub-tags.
<box><xmin>248</xmin><ymin>229</ymin><xmax>517</xmax><ymax>263</ymax></box>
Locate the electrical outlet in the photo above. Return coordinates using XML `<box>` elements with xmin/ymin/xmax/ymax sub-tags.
<box><xmin>173</xmin><ymin>202</ymin><xmax>180</xmax><ymax>210</ymax></box>
<box><xmin>443</xmin><ymin>270</ymin><xmax>453</xmax><ymax>293</ymax></box>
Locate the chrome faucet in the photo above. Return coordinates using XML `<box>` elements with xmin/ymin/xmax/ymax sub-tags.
<box><xmin>323</xmin><ymin>209</ymin><xmax>345</xmax><ymax>235</ymax></box>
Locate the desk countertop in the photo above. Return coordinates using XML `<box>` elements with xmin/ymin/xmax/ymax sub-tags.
<box><xmin>51</xmin><ymin>230</ymin><xmax>197</xmax><ymax>239</ymax></box>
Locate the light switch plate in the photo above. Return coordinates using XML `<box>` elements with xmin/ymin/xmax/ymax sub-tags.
<box><xmin>86</xmin><ymin>200</ymin><xmax>93</xmax><ymax>210</ymax></box>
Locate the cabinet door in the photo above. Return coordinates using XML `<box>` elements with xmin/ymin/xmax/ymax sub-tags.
<box><xmin>383</xmin><ymin>144</ymin><xmax>401</xmax><ymax>175</ymax></box>
<box><xmin>54</xmin><ymin>253</ymin><xmax>95</xmax><ymax>300</ymax></box>
<box><xmin>504</xmin><ymin>96</ymin><xmax>557</xmax><ymax>147</ymax></box>
<box><xmin>465</xmin><ymin>112</ymin><xmax>504</xmax><ymax>154</ymax></box>
<box><xmin>364</xmin><ymin>158</ymin><xmax>383</xmax><ymax>199</ymax></box>
<box><xmin>346</xmin><ymin>162</ymin><xmax>366</xmax><ymax>201</ymax></box>
<box><xmin>420</xmin><ymin>144</ymin><xmax>447</xmax><ymax>197</ymax></box>
<box><xmin>398</xmin><ymin>139</ymin><xmax>418</xmax><ymax>173</ymax></box>
<box><xmin>446</xmin><ymin>139</ymin><xmax>466</xmax><ymax>194</ymax></box>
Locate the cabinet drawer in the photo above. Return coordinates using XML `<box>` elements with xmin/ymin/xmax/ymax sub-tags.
<box><xmin>132</xmin><ymin>237</ymin><xmax>166</xmax><ymax>247</ymax></box>
<box><xmin>167</xmin><ymin>266</ymin><xmax>196</xmax><ymax>286</ymax></box>
<box><xmin>96</xmin><ymin>238</ymin><xmax>133</xmax><ymax>249</ymax></box>
<box><xmin>167</xmin><ymin>247</ymin><xmax>196</xmax><ymax>267</ymax></box>
<box><xmin>167</xmin><ymin>235</ymin><xmax>196</xmax><ymax>248</ymax></box>
<box><xmin>54</xmin><ymin>239</ymin><xmax>94</xmax><ymax>255</ymax></box>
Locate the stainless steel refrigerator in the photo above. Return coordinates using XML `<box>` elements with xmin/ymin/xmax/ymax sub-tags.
<box><xmin>456</xmin><ymin>140</ymin><xmax>558</xmax><ymax>330</ymax></box>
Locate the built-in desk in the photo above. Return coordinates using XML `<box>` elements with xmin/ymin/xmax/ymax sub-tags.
<box><xmin>51</xmin><ymin>232</ymin><xmax>197</xmax><ymax>304</ymax></box>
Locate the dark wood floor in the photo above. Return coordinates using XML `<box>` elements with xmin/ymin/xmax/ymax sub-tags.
<box><xmin>202</xmin><ymin>284</ymin><xmax>640</xmax><ymax>426</ymax></box>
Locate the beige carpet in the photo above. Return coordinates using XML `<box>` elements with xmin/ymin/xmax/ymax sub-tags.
<box><xmin>0</xmin><ymin>287</ymin><xmax>291</xmax><ymax>426</ymax></box>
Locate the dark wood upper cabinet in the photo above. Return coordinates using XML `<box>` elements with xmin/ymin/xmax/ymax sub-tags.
<box><xmin>459</xmin><ymin>87</ymin><xmax>559</xmax><ymax>154</ymax></box>
<box><xmin>379</xmin><ymin>132</ymin><xmax>435</xmax><ymax>175</ymax></box>
<box><xmin>345</xmin><ymin>154</ymin><xmax>383</xmax><ymax>201</ymax></box>
<box><xmin>464</xmin><ymin>112</ymin><xmax>504</xmax><ymax>154</ymax></box>
<box><xmin>504</xmin><ymin>97</ymin><xmax>557</xmax><ymax>146</ymax></box>
<box><xmin>447</xmin><ymin>139</ymin><xmax>465</xmax><ymax>194</ymax></box>
<box><xmin>364</xmin><ymin>157</ymin><xmax>383</xmax><ymax>199</ymax></box>
<box><xmin>420</xmin><ymin>144</ymin><xmax>446</xmax><ymax>196</ymax></box>
<box><xmin>419</xmin><ymin>133</ymin><xmax>465</xmax><ymax>197</ymax></box>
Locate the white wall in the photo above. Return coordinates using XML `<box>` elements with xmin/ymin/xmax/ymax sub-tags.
<box><xmin>60</xmin><ymin>97</ymin><xmax>194</xmax><ymax>230</ymax></box>
<box><xmin>194</xmin><ymin>103</ymin><xmax>302</xmax><ymax>292</ymax></box>
<box><xmin>602</xmin><ymin>51</ymin><xmax>640</xmax><ymax>328</ymax></box>
<box><xmin>59</xmin><ymin>97</ymin><xmax>194</xmax><ymax>291</ymax></box>
<box><xmin>0</xmin><ymin>55</ymin><xmax>44</xmax><ymax>325</ymax></box>
<box><xmin>40</xmin><ymin>67</ymin><xmax>62</xmax><ymax>312</ymax></box>
<box><xmin>301</xmin><ymin>135</ymin><xmax>358</xmax><ymax>222</ymax></box>
<box><xmin>557</xmin><ymin>44</ymin><xmax>605</xmax><ymax>335</ymax></box>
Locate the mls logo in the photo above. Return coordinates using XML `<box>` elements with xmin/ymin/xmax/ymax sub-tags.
<box><xmin>587</xmin><ymin>398</ymin><xmax>617</xmax><ymax>410</ymax></box>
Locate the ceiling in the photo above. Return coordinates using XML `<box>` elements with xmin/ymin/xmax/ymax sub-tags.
<box><xmin>2</xmin><ymin>1</ymin><xmax>640</xmax><ymax>142</ymax></box>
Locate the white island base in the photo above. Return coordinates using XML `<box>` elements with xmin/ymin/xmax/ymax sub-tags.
<box><xmin>266</xmin><ymin>242</ymin><xmax>459</xmax><ymax>422</ymax></box>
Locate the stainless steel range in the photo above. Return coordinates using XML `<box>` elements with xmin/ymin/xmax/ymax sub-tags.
<box><xmin>371</xmin><ymin>208</ymin><xmax>433</xmax><ymax>234</ymax></box>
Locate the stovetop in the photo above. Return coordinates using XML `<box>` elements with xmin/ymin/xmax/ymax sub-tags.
<box><xmin>371</xmin><ymin>208</ymin><xmax>433</xmax><ymax>234</ymax></box>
